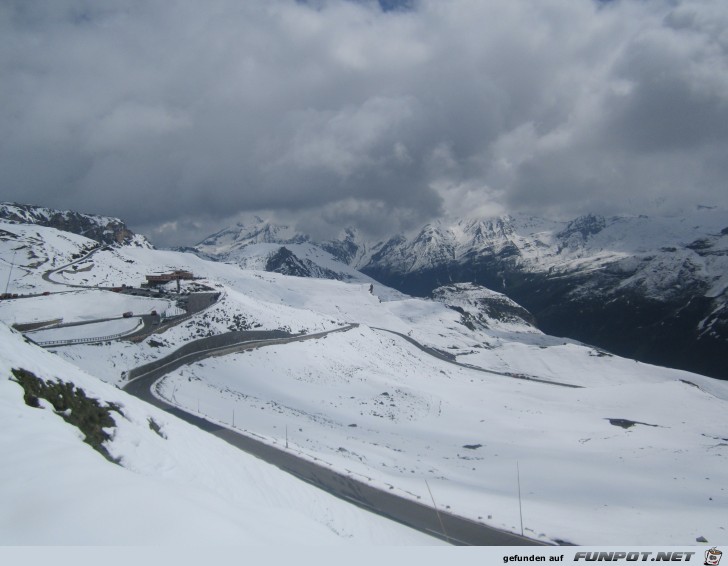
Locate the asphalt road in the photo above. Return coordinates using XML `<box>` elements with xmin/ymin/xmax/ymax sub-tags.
<box><xmin>122</xmin><ymin>325</ymin><xmax>553</xmax><ymax>546</ymax></box>
<box><xmin>42</xmin><ymin>248</ymin><xmax>101</xmax><ymax>288</ymax></box>
<box><xmin>372</xmin><ymin>327</ymin><xmax>581</xmax><ymax>389</ymax></box>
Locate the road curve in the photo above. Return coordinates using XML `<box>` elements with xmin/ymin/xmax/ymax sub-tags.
<box><xmin>41</xmin><ymin>247</ymin><xmax>223</xmax><ymax>344</ymax></box>
<box><xmin>372</xmin><ymin>327</ymin><xmax>581</xmax><ymax>389</ymax></box>
<box><xmin>42</xmin><ymin>247</ymin><xmax>101</xmax><ymax>287</ymax></box>
<box><xmin>122</xmin><ymin>324</ymin><xmax>553</xmax><ymax>546</ymax></box>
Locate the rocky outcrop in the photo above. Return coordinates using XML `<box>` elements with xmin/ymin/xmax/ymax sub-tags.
<box><xmin>432</xmin><ymin>283</ymin><xmax>537</xmax><ymax>330</ymax></box>
<box><xmin>265</xmin><ymin>246</ymin><xmax>341</xmax><ymax>280</ymax></box>
<box><xmin>0</xmin><ymin>202</ymin><xmax>150</xmax><ymax>247</ymax></box>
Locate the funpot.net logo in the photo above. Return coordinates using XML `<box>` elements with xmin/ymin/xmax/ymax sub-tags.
<box><xmin>705</xmin><ymin>548</ymin><xmax>722</xmax><ymax>566</ymax></box>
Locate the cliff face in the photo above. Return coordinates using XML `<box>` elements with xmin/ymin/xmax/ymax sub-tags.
<box><xmin>0</xmin><ymin>203</ymin><xmax>150</xmax><ymax>247</ymax></box>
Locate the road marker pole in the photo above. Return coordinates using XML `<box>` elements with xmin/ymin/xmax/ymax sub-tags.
<box><xmin>517</xmin><ymin>461</ymin><xmax>524</xmax><ymax>537</ymax></box>
<box><xmin>425</xmin><ymin>479</ymin><xmax>451</xmax><ymax>544</ymax></box>
<box><xmin>4</xmin><ymin>250</ymin><xmax>17</xmax><ymax>295</ymax></box>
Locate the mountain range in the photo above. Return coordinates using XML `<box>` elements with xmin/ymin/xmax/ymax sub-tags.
<box><xmin>193</xmin><ymin>209</ymin><xmax>728</xmax><ymax>380</ymax></box>
<box><xmin>3</xmin><ymin>201</ymin><xmax>726</xmax><ymax>379</ymax></box>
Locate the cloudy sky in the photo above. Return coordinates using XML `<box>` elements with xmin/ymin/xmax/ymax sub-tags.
<box><xmin>1</xmin><ymin>0</ymin><xmax>727</xmax><ymax>246</ymax></box>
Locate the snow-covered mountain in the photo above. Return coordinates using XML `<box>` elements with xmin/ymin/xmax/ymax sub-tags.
<box><xmin>193</xmin><ymin>210</ymin><xmax>728</xmax><ymax>379</ymax></box>
<box><xmin>359</xmin><ymin>210</ymin><xmax>728</xmax><ymax>380</ymax></box>
<box><xmin>196</xmin><ymin>216</ymin><xmax>310</xmax><ymax>254</ymax></box>
<box><xmin>432</xmin><ymin>283</ymin><xmax>537</xmax><ymax>332</ymax></box>
<box><xmin>2</xmin><ymin>214</ymin><xmax>728</xmax><ymax>545</ymax></box>
<box><xmin>193</xmin><ymin>217</ymin><xmax>388</xmax><ymax>290</ymax></box>
<box><xmin>0</xmin><ymin>202</ymin><xmax>151</xmax><ymax>248</ymax></box>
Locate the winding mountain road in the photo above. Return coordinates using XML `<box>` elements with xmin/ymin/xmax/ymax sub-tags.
<box><xmin>41</xmin><ymin>247</ymin><xmax>102</xmax><ymax>288</ymax></box>
<box><xmin>122</xmin><ymin>323</ymin><xmax>553</xmax><ymax>546</ymax></box>
<box><xmin>39</xmin><ymin>248</ymin><xmax>221</xmax><ymax>344</ymax></box>
<box><xmin>40</xmin><ymin>246</ymin><xmax>556</xmax><ymax>545</ymax></box>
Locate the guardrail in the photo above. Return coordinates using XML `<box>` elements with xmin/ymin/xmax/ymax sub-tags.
<box><xmin>35</xmin><ymin>320</ymin><xmax>144</xmax><ymax>347</ymax></box>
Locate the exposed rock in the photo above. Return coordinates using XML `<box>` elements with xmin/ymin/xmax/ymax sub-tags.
<box><xmin>0</xmin><ymin>202</ymin><xmax>150</xmax><ymax>247</ymax></box>
<box><xmin>265</xmin><ymin>247</ymin><xmax>341</xmax><ymax>280</ymax></box>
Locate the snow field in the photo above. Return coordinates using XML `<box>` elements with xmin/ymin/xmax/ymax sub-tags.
<box><xmin>0</xmin><ymin>289</ymin><xmax>174</xmax><ymax>326</ymax></box>
<box><xmin>27</xmin><ymin>317</ymin><xmax>142</xmax><ymax>343</ymax></box>
<box><xmin>152</xmin><ymin>326</ymin><xmax>728</xmax><ymax>545</ymax></box>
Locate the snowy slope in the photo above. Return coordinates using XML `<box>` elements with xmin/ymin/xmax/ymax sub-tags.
<box><xmin>0</xmin><ymin>221</ymin><xmax>99</xmax><ymax>294</ymax></box>
<box><xmin>0</xmin><ymin>322</ymin><xmax>438</xmax><ymax>545</ymax></box>
<box><xmin>431</xmin><ymin>282</ymin><xmax>538</xmax><ymax>332</ymax></box>
<box><xmin>155</xmin><ymin>329</ymin><xmax>728</xmax><ymax>545</ymax></box>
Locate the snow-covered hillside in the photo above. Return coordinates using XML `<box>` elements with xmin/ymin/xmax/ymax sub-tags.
<box><xmin>0</xmin><ymin>324</ymin><xmax>436</xmax><ymax>545</ymax></box>
<box><xmin>2</xmin><ymin>220</ymin><xmax>727</xmax><ymax>545</ymax></box>
<box><xmin>431</xmin><ymin>283</ymin><xmax>537</xmax><ymax>331</ymax></box>
<box><xmin>1</xmin><ymin>221</ymin><xmax>99</xmax><ymax>295</ymax></box>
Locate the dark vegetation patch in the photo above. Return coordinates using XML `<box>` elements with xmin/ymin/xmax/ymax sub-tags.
<box><xmin>686</xmin><ymin>238</ymin><xmax>712</xmax><ymax>251</ymax></box>
<box><xmin>606</xmin><ymin>418</ymin><xmax>659</xmax><ymax>430</ymax></box>
<box><xmin>11</xmin><ymin>368</ymin><xmax>122</xmax><ymax>463</ymax></box>
<box><xmin>589</xmin><ymin>349</ymin><xmax>613</xmax><ymax>357</ymax></box>
<box><xmin>148</xmin><ymin>417</ymin><xmax>166</xmax><ymax>439</ymax></box>
<box><xmin>702</xmin><ymin>433</ymin><xmax>728</xmax><ymax>442</ymax></box>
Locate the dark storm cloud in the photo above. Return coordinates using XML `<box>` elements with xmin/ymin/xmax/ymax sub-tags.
<box><xmin>1</xmin><ymin>0</ymin><xmax>727</xmax><ymax>246</ymax></box>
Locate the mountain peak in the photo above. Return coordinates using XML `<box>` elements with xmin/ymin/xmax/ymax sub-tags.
<box><xmin>195</xmin><ymin>219</ymin><xmax>309</xmax><ymax>255</ymax></box>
